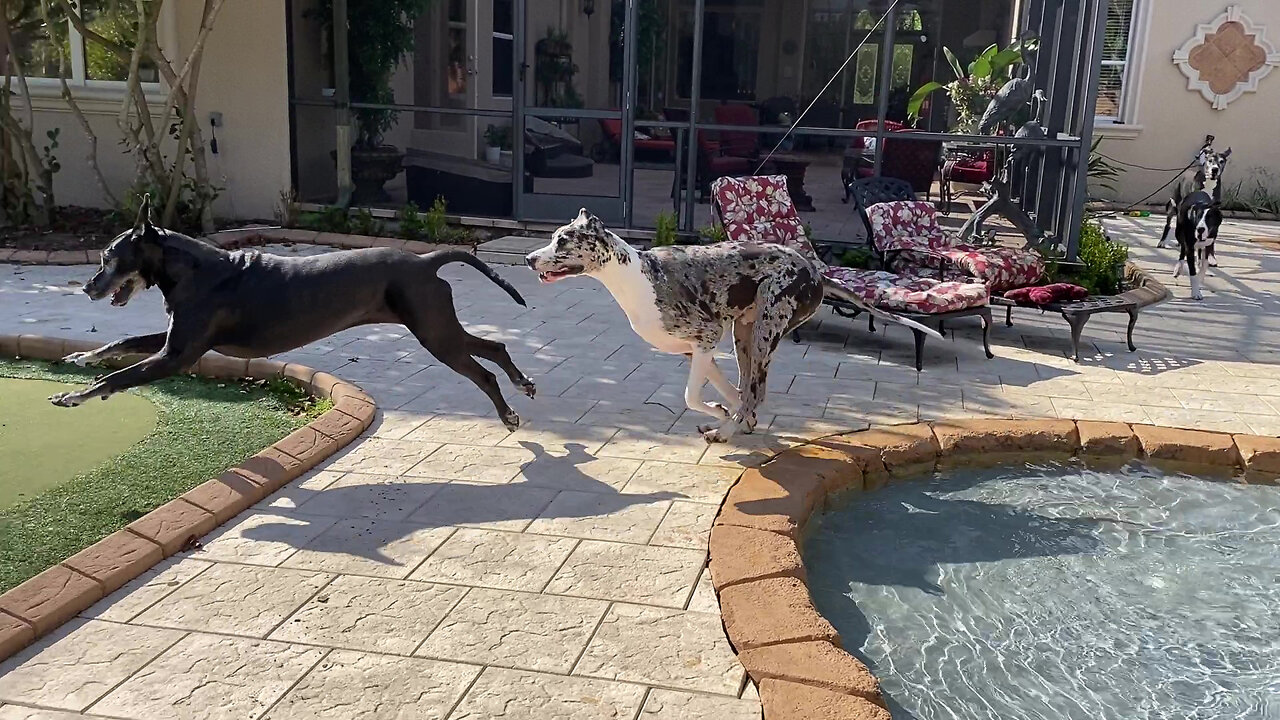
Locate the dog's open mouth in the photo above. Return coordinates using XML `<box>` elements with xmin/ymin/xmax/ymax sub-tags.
<box><xmin>109</xmin><ymin>277</ymin><xmax>142</xmax><ymax>307</ymax></box>
<box><xmin>537</xmin><ymin>265</ymin><xmax>584</xmax><ymax>283</ymax></box>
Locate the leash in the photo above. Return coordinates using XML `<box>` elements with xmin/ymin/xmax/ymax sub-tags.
<box><xmin>1088</xmin><ymin>158</ymin><xmax>1199</xmax><ymax>220</ymax></box>
<box><xmin>1095</xmin><ymin>153</ymin><xmax>1195</xmax><ymax>173</ymax></box>
<box><xmin>753</xmin><ymin>0</ymin><xmax>901</xmax><ymax>175</ymax></box>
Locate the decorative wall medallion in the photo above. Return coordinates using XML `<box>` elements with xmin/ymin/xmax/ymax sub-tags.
<box><xmin>1173</xmin><ymin>5</ymin><xmax>1280</xmax><ymax>110</ymax></box>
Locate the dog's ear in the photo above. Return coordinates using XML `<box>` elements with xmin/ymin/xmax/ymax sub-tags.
<box><xmin>134</xmin><ymin>193</ymin><xmax>155</xmax><ymax>229</ymax></box>
<box><xmin>1222</xmin><ymin>148</ymin><xmax>1233</xmax><ymax>160</ymax></box>
<box><xmin>576</xmin><ymin>207</ymin><xmax>604</xmax><ymax>232</ymax></box>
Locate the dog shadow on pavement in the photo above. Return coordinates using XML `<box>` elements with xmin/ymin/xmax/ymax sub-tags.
<box><xmin>234</xmin><ymin>441</ymin><xmax>683</xmax><ymax>567</ymax></box>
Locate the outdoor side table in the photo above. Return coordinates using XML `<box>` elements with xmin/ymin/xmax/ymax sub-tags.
<box><xmin>992</xmin><ymin>294</ymin><xmax>1139</xmax><ymax>363</ymax></box>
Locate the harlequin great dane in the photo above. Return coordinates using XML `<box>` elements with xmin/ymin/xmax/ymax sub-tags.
<box><xmin>1159</xmin><ymin>137</ymin><xmax>1231</xmax><ymax>268</ymax></box>
<box><xmin>526</xmin><ymin>209</ymin><xmax>823</xmax><ymax>443</ymax></box>
<box><xmin>1172</xmin><ymin>190</ymin><xmax>1223</xmax><ymax>301</ymax></box>
<box><xmin>52</xmin><ymin>196</ymin><xmax>536</xmax><ymax>430</ymax></box>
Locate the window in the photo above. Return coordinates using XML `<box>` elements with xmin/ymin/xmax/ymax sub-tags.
<box><xmin>491</xmin><ymin>0</ymin><xmax>513</xmax><ymax>97</ymax></box>
<box><xmin>677</xmin><ymin>8</ymin><xmax>762</xmax><ymax>100</ymax></box>
<box><xmin>6</xmin><ymin>3</ymin><xmax>158</xmax><ymax>87</ymax></box>
<box><xmin>1097</xmin><ymin>0</ymin><xmax>1137</xmax><ymax>121</ymax></box>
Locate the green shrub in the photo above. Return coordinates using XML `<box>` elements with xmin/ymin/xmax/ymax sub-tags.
<box><xmin>299</xmin><ymin>205</ymin><xmax>350</xmax><ymax>233</ymax></box>
<box><xmin>838</xmin><ymin>247</ymin><xmax>874</xmax><ymax>269</ymax></box>
<box><xmin>397</xmin><ymin>202</ymin><xmax>428</xmax><ymax>240</ymax></box>
<box><xmin>350</xmin><ymin>207</ymin><xmax>383</xmax><ymax>236</ymax></box>
<box><xmin>426</xmin><ymin>196</ymin><xmax>449</xmax><ymax>241</ymax></box>
<box><xmin>1077</xmin><ymin>216</ymin><xmax>1129</xmax><ymax>295</ymax></box>
<box><xmin>698</xmin><ymin>224</ymin><xmax>728</xmax><ymax>243</ymax></box>
<box><xmin>653</xmin><ymin>211</ymin><xmax>678</xmax><ymax>247</ymax></box>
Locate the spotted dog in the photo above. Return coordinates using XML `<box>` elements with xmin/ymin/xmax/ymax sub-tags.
<box><xmin>1159</xmin><ymin>140</ymin><xmax>1230</xmax><ymax>268</ymax></box>
<box><xmin>1172</xmin><ymin>190</ymin><xmax>1223</xmax><ymax>301</ymax></box>
<box><xmin>526</xmin><ymin>209</ymin><xmax>823</xmax><ymax>443</ymax></box>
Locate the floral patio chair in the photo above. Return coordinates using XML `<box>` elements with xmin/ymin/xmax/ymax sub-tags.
<box><xmin>710</xmin><ymin>175</ymin><xmax>994</xmax><ymax>370</ymax></box>
<box><xmin>865</xmin><ymin>200</ymin><xmax>1046</xmax><ymax>293</ymax></box>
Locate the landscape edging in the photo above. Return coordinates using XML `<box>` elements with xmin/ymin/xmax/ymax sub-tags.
<box><xmin>709</xmin><ymin>418</ymin><xmax>1272</xmax><ymax>720</ymax></box>
<box><xmin>0</xmin><ymin>334</ymin><xmax>374</xmax><ymax>662</ymax></box>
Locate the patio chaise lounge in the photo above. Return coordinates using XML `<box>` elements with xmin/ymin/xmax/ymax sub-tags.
<box><xmin>710</xmin><ymin>175</ymin><xmax>994</xmax><ymax>371</ymax></box>
<box><xmin>849</xmin><ymin>177</ymin><xmax>1046</xmax><ymax>293</ymax></box>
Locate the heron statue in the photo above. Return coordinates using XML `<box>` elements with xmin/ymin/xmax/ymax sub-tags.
<box><xmin>977</xmin><ymin>33</ymin><xmax>1040</xmax><ymax>135</ymax></box>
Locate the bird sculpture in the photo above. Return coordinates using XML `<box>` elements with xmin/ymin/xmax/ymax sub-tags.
<box><xmin>1011</xmin><ymin>90</ymin><xmax>1048</xmax><ymax>165</ymax></box>
<box><xmin>979</xmin><ymin>75</ymin><xmax>1032</xmax><ymax>135</ymax></box>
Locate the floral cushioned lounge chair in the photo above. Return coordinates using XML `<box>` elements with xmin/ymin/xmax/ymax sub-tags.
<box><xmin>711</xmin><ymin>175</ymin><xmax>994</xmax><ymax>370</ymax></box>
<box><xmin>865</xmin><ymin>200</ymin><xmax>1046</xmax><ymax>293</ymax></box>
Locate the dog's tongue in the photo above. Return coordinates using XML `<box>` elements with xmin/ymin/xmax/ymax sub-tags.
<box><xmin>110</xmin><ymin>285</ymin><xmax>129</xmax><ymax>306</ymax></box>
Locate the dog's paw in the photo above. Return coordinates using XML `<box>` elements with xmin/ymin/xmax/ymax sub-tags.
<box><xmin>60</xmin><ymin>351</ymin><xmax>96</xmax><ymax>367</ymax></box>
<box><xmin>1191</xmin><ymin>290</ymin><xmax>1205</xmax><ymax>301</ymax></box>
<box><xmin>49</xmin><ymin>391</ymin><xmax>86</xmax><ymax>407</ymax></box>
<box><xmin>502</xmin><ymin>410</ymin><xmax>522</xmax><ymax>432</ymax></box>
<box><xmin>521</xmin><ymin>380</ymin><xmax>537</xmax><ymax>398</ymax></box>
<box><xmin>701</xmin><ymin>427</ymin><xmax>729</xmax><ymax>444</ymax></box>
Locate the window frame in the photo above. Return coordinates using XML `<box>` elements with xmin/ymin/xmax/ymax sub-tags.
<box><xmin>16</xmin><ymin>8</ymin><xmax>171</xmax><ymax>105</ymax></box>
<box><xmin>1095</xmin><ymin>0</ymin><xmax>1149</xmax><ymax>130</ymax></box>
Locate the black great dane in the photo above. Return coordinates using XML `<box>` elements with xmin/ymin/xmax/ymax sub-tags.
<box><xmin>53</xmin><ymin>197</ymin><xmax>536</xmax><ymax>429</ymax></box>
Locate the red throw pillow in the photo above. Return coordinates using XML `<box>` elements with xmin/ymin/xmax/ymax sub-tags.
<box><xmin>1004</xmin><ymin>283</ymin><xmax>1089</xmax><ymax>306</ymax></box>
<box><xmin>1004</xmin><ymin>287</ymin><xmax>1034</xmax><ymax>303</ymax></box>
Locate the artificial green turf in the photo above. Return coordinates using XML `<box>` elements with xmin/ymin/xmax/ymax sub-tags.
<box><xmin>0</xmin><ymin>377</ymin><xmax>157</xmax><ymax>510</ymax></box>
<box><xmin>0</xmin><ymin>358</ymin><xmax>325</xmax><ymax>593</ymax></box>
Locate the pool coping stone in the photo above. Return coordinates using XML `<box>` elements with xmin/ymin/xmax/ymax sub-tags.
<box><xmin>710</xmin><ymin>418</ymin><xmax>1272</xmax><ymax>720</ymax></box>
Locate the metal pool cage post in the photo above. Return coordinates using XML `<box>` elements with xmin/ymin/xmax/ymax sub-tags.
<box><xmin>332</xmin><ymin>0</ymin><xmax>354</xmax><ymax>208</ymax></box>
<box><xmin>1018</xmin><ymin>0</ymin><xmax>1111</xmax><ymax>262</ymax></box>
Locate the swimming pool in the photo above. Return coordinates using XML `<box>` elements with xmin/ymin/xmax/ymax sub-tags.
<box><xmin>804</xmin><ymin>460</ymin><xmax>1280</xmax><ymax>720</ymax></box>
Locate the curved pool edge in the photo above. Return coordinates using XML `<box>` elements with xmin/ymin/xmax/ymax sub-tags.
<box><xmin>708</xmin><ymin>418</ymin><xmax>1280</xmax><ymax>720</ymax></box>
<box><xmin>0</xmin><ymin>334</ymin><xmax>376</xmax><ymax>662</ymax></box>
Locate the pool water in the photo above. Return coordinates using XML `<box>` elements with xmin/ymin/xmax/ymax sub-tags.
<box><xmin>804</xmin><ymin>461</ymin><xmax>1280</xmax><ymax>720</ymax></box>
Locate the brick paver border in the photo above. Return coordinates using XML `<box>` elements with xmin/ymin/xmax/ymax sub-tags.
<box><xmin>0</xmin><ymin>228</ymin><xmax>461</xmax><ymax>265</ymax></box>
<box><xmin>0</xmin><ymin>334</ymin><xmax>375</xmax><ymax>661</ymax></box>
<box><xmin>709</xmin><ymin>418</ymin><xmax>1280</xmax><ymax>720</ymax></box>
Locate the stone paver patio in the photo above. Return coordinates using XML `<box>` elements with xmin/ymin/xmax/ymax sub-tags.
<box><xmin>1</xmin><ymin>215</ymin><xmax>1279</xmax><ymax>718</ymax></box>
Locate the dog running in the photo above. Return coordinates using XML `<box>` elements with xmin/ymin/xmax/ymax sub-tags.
<box><xmin>526</xmin><ymin>209</ymin><xmax>823</xmax><ymax>443</ymax></box>
<box><xmin>52</xmin><ymin>197</ymin><xmax>536</xmax><ymax>429</ymax></box>
<box><xmin>1159</xmin><ymin>137</ymin><xmax>1230</xmax><ymax>268</ymax></box>
<box><xmin>1171</xmin><ymin>190</ymin><xmax>1223</xmax><ymax>301</ymax></box>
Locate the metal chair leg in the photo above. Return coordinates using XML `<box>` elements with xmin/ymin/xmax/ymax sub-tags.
<box><xmin>980</xmin><ymin>309</ymin><xmax>994</xmax><ymax>359</ymax></box>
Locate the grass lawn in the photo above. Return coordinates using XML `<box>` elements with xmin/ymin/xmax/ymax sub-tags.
<box><xmin>0</xmin><ymin>358</ymin><xmax>330</xmax><ymax>593</ymax></box>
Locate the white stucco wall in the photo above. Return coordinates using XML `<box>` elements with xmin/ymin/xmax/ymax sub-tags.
<box><xmin>15</xmin><ymin>0</ymin><xmax>291</xmax><ymax>222</ymax></box>
<box><xmin>1094</xmin><ymin>0</ymin><xmax>1280</xmax><ymax>206</ymax></box>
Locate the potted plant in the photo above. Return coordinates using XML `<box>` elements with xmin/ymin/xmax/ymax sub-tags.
<box><xmin>312</xmin><ymin>0</ymin><xmax>433</xmax><ymax>203</ymax></box>
<box><xmin>484</xmin><ymin>125</ymin><xmax>503</xmax><ymax>164</ymax></box>
<box><xmin>483</xmin><ymin>124</ymin><xmax>512</xmax><ymax>165</ymax></box>
<box><xmin>906</xmin><ymin>37</ymin><xmax>1038</xmax><ymax>133</ymax></box>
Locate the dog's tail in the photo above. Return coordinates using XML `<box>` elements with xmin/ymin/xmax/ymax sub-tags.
<box><xmin>420</xmin><ymin>250</ymin><xmax>527</xmax><ymax>306</ymax></box>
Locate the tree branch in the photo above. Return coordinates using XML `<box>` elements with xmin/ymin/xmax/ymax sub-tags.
<box><xmin>42</xmin><ymin>0</ymin><xmax>117</xmax><ymax>207</ymax></box>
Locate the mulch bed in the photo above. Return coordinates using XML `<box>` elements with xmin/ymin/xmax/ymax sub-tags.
<box><xmin>0</xmin><ymin>207</ymin><xmax>133</xmax><ymax>252</ymax></box>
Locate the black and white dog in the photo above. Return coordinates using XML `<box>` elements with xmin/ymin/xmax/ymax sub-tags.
<box><xmin>53</xmin><ymin>197</ymin><xmax>536</xmax><ymax>429</ymax></box>
<box><xmin>526</xmin><ymin>210</ymin><xmax>823</xmax><ymax>443</ymax></box>
<box><xmin>1171</xmin><ymin>190</ymin><xmax>1223</xmax><ymax>301</ymax></box>
<box><xmin>1159</xmin><ymin>138</ymin><xmax>1231</xmax><ymax>268</ymax></box>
